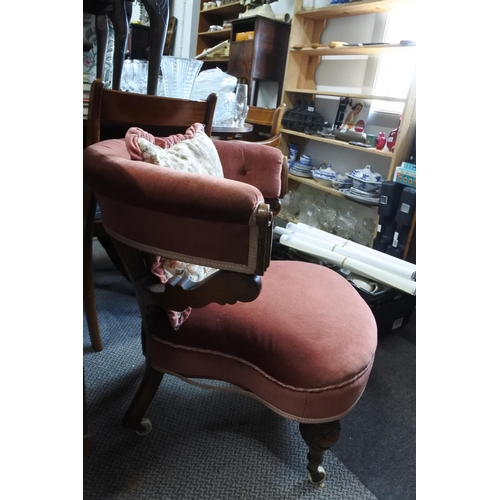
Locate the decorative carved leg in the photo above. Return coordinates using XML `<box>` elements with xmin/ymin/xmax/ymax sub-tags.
<box><xmin>95</xmin><ymin>13</ymin><xmax>109</xmax><ymax>80</ymax></box>
<box><xmin>121</xmin><ymin>363</ymin><xmax>164</xmax><ymax>434</ymax></box>
<box><xmin>142</xmin><ymin>0</ymin><xmax>170</xmax><ymax>95</ymax></box>
<box><xmin>108</xmin><ymin>0</ymin><xmax>130</xmax><ymax>90</ymax></box>
<box><xmin>299</xmin><ymin>420</ymin><xmax>341</xmax><ymax>486</ymax></box>
<box><xmin>83</xmin><ymin>188</ymin><xmax>103</xmax><ymax>352</ymax></box>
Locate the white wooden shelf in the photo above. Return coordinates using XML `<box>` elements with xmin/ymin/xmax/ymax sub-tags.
<box><xmin>281</xmin><ymin>128</ymin><xmax>394</xmax><ymax>157</ymax></box>
<box><xmin>289</xmin><ymin>44</ymin><xmax>415</xmax><ymax>57</ymax></box>
<box><xmin>284</xmin><ymin>88</ymin><xmax>407</xmax><ymax>103</ymax></box>
<box><xmin>295</xmin><ymin>0</ymin><xmax>414</xmax><ymax>20</ymax></box>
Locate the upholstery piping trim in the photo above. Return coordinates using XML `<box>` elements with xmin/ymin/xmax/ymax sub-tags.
<box><xmin>104</xmin><ymin>225</ymin><xmax>255</xmax><ymax>274</ymax></box>
<box><xmin>152</xmin><ymin>367</ymin><xmax>366</xmax><ymax>424</ymax></box>
<box><xmin>152</xmin><ymin>336</ymin><xmax>375</xmax><ymax>393</ymax></box>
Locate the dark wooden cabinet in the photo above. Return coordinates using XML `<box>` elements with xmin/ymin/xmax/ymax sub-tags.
<box><xmin>227</xmin><ymin>16</ymin><xmax>290</xmax><ymax>107</ymax></box>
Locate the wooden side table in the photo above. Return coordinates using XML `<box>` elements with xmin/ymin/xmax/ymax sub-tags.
<box><xmin>211</xmin><ymin>123</ymin><xmax>254</xmax><ymax>140</ymax></box>
<box><xmin>227</xmin><ymin>16</ymin><xmax>291</xmax><ymax>107</ymax></box>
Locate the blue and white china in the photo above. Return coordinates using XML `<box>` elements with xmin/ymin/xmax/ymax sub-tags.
<box><xmin>311</xmin><ymin>164</ymin><xmax>337</xmax><ymax>185</ymax></box>
<box><xmin>339</xmin><ymin>188</ymin><xmax>380</xmax><ymax>205</ymax></box>
<box><xmin>331</xmin><ymin>178</ymin><xmax>352</xmax><ymax>191</ymax></box>
<box><xmin>348</xmin><ymin>164</ymin><xmax>383</xmax><ymax>182</ymax></box>
<box><xmin>291</xmin><ymin>162</ymin><xmax>312</xmax><ymax>172</ymax></box>
<box><xmin>347</xmin><ymin>165</ymin><xmax>384</xmax><ymax>194</ymax></box>
<box><xmin>290</xmin><ymin>169</ymin><xmax>313</xmax><ymax>178</ymax></box>
<box><xmin>288</xmin><ymin>143</ymin><xmax>300</xmax><ymax>161</ymax></box>
<box><xmin>289</xmin><ymin>161</ymin><xmax>314</xmax><ymax>178</ymax></box>
<box><xmin>299</xmin><ymin>154</ymin><xmax>313</xmax><ymax>166</ymax></box>
<box><xmin>330</xmin><ymin>172</ymin><xmax>352</xmax><ymax>190</ymax></box>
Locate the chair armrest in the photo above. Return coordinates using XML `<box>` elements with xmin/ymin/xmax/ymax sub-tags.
<box><xmin>213</xmin><ymin>139</ymin><xmax>286</xmax><ymax>199</ymax></box>
<box><xmin>112</xmin><ymin>236</ymin><xmax>263</xmax><ymax>311</ymax></box>
<box><xmin>83</xmin><ymin>139</ymin><xmax>273</xmax><ymax>275</ymax></box>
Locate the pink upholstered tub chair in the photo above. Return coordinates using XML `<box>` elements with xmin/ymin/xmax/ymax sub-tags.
<box><xmin>83</xmin><ymin>121</ymin><xmax>377</xmax><ymax>485</ymax></box>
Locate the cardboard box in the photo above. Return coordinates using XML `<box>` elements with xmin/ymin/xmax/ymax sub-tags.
<box><xmin>235</xmin><ymin>31</ymin><xmax>255</xmax><ymax>41</ymax></box>
<box><xmin>395</xmin><ymin>163</ymin><xmax>416</xmax><ymax>188</ymax></box>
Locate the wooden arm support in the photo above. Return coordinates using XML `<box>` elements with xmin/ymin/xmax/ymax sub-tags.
<box><xmin>111</xmin><ymin>237</ymin><xmax>262</xmax><ymax>313</ymax></box>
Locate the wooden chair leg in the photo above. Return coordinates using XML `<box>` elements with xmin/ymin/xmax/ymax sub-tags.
<box><xmin>83</xmin><ymin>188</ymin><xmax>103</xmax><ymax>352</ymax></box>
<box><xmin>299</xmin><ymin>420</ymin><xmax>342</xmax><ymax>485</ymax></box>
<box><xmin>142</xmin><ymin>0</ymin><xmax>170</xmax><ymax>95</ymax></box>
<box><xmin>108</xmin><ymin>0</ymin><xmax>130</xmax><ymax>91</ymax></box>
<box><xmin>94</xmin><ymin>13</ymin><xmax>108</xmax><ymax>81</ymax></box>
<box><xmin>121</xmin><ymin>363</ymin><xmax>164</xmax><ymax>433</ymax></box>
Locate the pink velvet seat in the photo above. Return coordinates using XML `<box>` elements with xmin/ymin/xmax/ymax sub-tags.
<box><xmin>150</xmin><ymin>260</ymin><xmax>376</xmax><ymax>422</ymax></box>
<box><xmin>83</xmin><ymin>125</ymin><xmax>377</xmax><ymax>486</ymax></box>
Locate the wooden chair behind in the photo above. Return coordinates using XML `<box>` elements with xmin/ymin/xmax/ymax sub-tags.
<box><xmin>84</xmin><ymin>79</ymin><xmax>217</xmax><ymax>351</ymax></box>
<box><xmin>241</xmin><ymin>104</ymin><xmax>286</xmax><ymax>147</ymax></box>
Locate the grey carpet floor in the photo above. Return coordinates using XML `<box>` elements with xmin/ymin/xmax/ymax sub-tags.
<box><xmin>84</xmin><ymin>239</ymin><xmax>415</xmax><ymax>499</ymax></box>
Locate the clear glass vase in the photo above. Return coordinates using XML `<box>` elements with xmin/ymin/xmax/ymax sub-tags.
<box><xmin>160</xmin><ymin>57</ymin><xmax>203</xmax><ymax>99</ymax></box>
<box><xmin>233</xmin><ymin>83</ymin><xmax>249</xmax><ymax>127</ymax></box>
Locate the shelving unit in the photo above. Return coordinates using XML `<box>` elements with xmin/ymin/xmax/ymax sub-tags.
<box><xmin>195</xmin><ymin>1</ymin><xmax>245</xmax><ymax>70</ymax></box>
<box><xmin>279</xmin><ymin>0</ymin><xmax>416</xmax><ymax>258</ymax></box>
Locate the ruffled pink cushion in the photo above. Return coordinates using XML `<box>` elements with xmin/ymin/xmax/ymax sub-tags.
<box><xmin>125</xmin><ymin>123</ymin><xmax>204</xmax><ymax>160</ymax></box>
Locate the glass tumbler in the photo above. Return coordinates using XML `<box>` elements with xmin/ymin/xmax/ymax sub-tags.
<box><xmin>134</xmin><ymin>60</ymin><xmax>148</xmax><ymax>94</ymax></box>
<box><xmin>120</xmin><ymin>60</ymin><xmax>133</xmax><ymax>92</ymax></box>
<box><xmin>233</xmin><ymin>83</ymin><xmax>249</xmax><ymax>127</ymax></box>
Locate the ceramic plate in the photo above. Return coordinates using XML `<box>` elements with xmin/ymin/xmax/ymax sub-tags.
<box><xmin>289</xmin><ymin>168</ymin><xmax>313</xmax><ymax>178</ymax></box>
<box><xmin>350</xmin><ymin>187</ymin><xmax>380</xmax><ymax>197</ymax></box>
<box><xmin>339</xmin><ymin>188</ymin><xmax>380</xmax><ymax>204</ymax></box>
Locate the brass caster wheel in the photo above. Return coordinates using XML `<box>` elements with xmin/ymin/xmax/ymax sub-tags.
<box><xmin>307</xmin><ymin>466</ymin><xmax>326</xmax><ymax>487</ymax></box>
<box><xmin>135</xmin><ymin>417</ymin><xmax>152</xmax><ymax>436</ymax></box>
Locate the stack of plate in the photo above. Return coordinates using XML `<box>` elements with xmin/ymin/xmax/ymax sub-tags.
<box><xmin>339</xmin><ymin>187</ymin><xmax>380</xmax><ymax>204</ymax></box>
<box><xmin>289</xmin><ymin>162</ymin><xmax>313</xmax><ymax>178</ymax></box>
<box><xmin>341</xmin><ymin>165</ymin><xmax>384</xmax><ymax>204</ymax></box>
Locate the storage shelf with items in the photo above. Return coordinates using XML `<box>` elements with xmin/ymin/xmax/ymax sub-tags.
<box><xmin>196</xmin><ymin>1</ymin><xmax>245</xmax><ymax>70</ymax></box>
<box><xmin>279</xmin><ymin>0</ymin><xmax>416</xmax><ymax>258</ymax></box>
<box><xmin>281</xmin><ymin>128</ymin><xmax>394</xmax><ymax>158</ymax></box>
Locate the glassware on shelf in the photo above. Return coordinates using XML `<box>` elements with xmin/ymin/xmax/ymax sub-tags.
<box><xmin>316</xmin><ymin>198</ymin><xmax>337</xmax><ymax>233</ymax></box>
<box><xmin>352</xmin><ymin>217</ymin><xmax>377</xmax><ymax>246</ymax></box>
<box><xmin>335</xmin><ymin>205</ymin><xmax>357</xmax><ymax>239</ymax></box>
<box><xmin>233</xmin><ymin>83</ymin><xmax>249</xmax><ymax>127</ymax></box>
<box><xmin>298</xmin><ymin>196</ymin><xmax>318</xmax><ymax>228</ymax></box>
<box><xmin>280</xmin><ymin>190</ymin><xmax>301</xmax><ymax>220</ymax></box>
<box><xmin>160</xmin><ymin>56</ymin><xmax>203</xmax><ymax>98</ymax></box>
